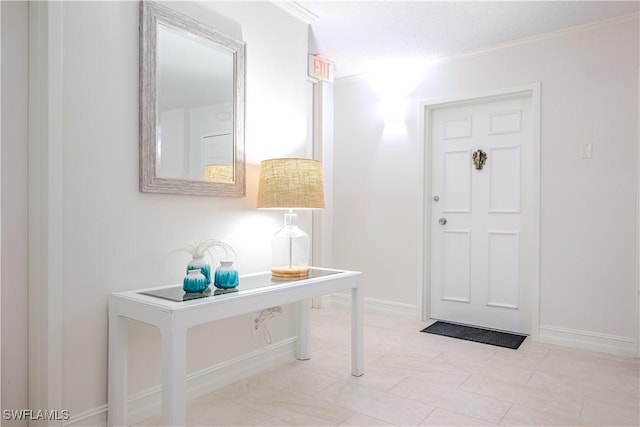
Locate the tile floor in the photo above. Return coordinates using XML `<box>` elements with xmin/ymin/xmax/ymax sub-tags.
<box><xmin>138</xmin><ymin>306</ymin><xmax>640</xmax><ymax>426</ymax></box>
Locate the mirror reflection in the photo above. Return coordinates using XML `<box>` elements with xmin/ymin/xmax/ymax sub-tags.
<box><xmin>140</xmin><ymin>1</ymin><xmax>246</xmax><ymax>196</ymax></box>
<box><xmin>157</xmin><ymin>24</ymin><xmax>234</xmax><ymax>182</ymax></box>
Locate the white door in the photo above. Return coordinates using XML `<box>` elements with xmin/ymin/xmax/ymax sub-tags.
<box><xmin>430</xmin><ymin>95</ymin><xmax>532</xmax><ymax>334</ymax></box>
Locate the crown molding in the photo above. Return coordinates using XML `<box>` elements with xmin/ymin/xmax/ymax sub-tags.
<box><xmin>270</xmin><ymin>1</ymin><xmax>318</xmax><ymax>24</ymax></box>
<box><xmin>334</xmin><ymin>12</ymin><xmax>639</xmax><ymax>81</ymax></box>
<box><xmin>431</xmin><ymin>12</ymin><xmax>639</xmax><ymax>67</ymax></box>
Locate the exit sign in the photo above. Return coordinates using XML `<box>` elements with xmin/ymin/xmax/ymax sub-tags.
<box><xmin>308</xmin><ymin>55</ymin><xmax>334</xmax><ymax>83</ymax></box>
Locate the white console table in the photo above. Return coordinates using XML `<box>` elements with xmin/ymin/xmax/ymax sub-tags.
<box><xmin>107</xmin><ymin>267</ymin><xmax>363</xmax><ymax>426</ymax></box>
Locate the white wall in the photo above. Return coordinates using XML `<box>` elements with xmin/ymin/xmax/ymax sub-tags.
<box><xmin>28</xmin><ymin>0</ymin><xmax>312</xmax><ymax>422</ymax></box>
<box><xmin>333</xmin><ymin>16</ymin><xmax>639</xmax><ymax>354</ymax></box>
<box><xmin>1</xmin><ymin>0</ymin><xmax>29</xmax><ymax>423</ymax></box>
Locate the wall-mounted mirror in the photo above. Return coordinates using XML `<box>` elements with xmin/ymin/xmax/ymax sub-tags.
<box><xmin>140</xmin><ymin>1</ymin><xmax>246</xmax><ymax>196</ymax></box>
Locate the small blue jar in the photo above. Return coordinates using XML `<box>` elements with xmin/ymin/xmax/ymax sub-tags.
<box><xmin>214</xmin><ymin>261</ymin><xmax>239</xmax><ymax>289</ymax></box>
<box><xmin>187</xmin><ymin>255</ymin><xmax>211</xmax><ymax>285</ymax></box>
<box><xmin>183</xmin><ymin>269</ymin><xmax>208</xmax><ymax>293</ymax></box>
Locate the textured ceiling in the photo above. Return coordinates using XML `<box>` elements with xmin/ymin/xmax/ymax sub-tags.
<box><xmin>301</xmin><ymin>1</ymin><xmax>639</xmax><ymax>78</ymax></box>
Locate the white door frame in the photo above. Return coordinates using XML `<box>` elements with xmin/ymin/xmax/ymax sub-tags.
<box><xmin>417</xmin><ymin>83</ymin><xmax>541</xmax><ymax>341</ymax></box>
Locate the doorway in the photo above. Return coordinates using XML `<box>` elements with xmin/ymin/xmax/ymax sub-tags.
<box><xmin>421</xmin><ymin>85</ymin><xmax>540</xmax><ymax>336</ymax></box>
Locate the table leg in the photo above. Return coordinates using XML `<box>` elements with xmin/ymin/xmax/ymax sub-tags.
<box><xmin>296</xmin><ymin>299</ymin><xmax>311</xmax><ymax>360</ymax></box>
<box><xmin>108</xmin><ymin>303</ymin><xmax>128</xmax><ymax>426</ymax></box>
<box><xmin>161</xmin><ymin>320</ymin><xmax>187</xmax><ymax>426</ymax></box>
<box><xmin>351</xmin><ymin>286</ymin><xmax>364</xmax><ymax>376</ymax></box>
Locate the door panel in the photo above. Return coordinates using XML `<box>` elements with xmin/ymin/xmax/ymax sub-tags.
<box><xmin>489</xmin><ymin>110</ymin><xmax>521</xmax><ymax>135</ymax></box>
<box><xmin>443</xmin><ymin>150</ymin><xmax>472</xmax><ymax>213</ymax></box>
<box><xmin>489</xmin><ymin>146</ymin><xmax>521</xmax><ymax>213</ymax></box>
<box><xmin>441</xmin><ymin>230</ymin><xmax>471</xmax><ymax>303</ymax></box>
<box><xmin>430</xmin><ymin>95</ymin><xmax>531</xmax><ymax>334</ymax></box>
<box><xmin>443</xmin><ymin>116</ymin><xmax>473</xmax><ymax>139</ymax></box>
<box><xmin>487</xmin><ymin>231</ymin><xmax>520</xmax><ymax>309</ymax></box>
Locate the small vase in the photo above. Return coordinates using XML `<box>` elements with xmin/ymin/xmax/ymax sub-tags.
<box><xmin>183</xmin><ymin>269</ymin><xmax>208</xmax><ymax>293</ymax></box>
<box><xmin>187</xmin><ymin>255</ymin><xmax>211</xmax><ymax>285</ymax></box>
<box><xmin>214</xmin><ymin>261</ymin><xmax>239</xmax><ymax>289</ymax></box>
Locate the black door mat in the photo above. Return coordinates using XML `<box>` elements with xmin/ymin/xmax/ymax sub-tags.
<box><xmin>421</xmin><ymin>321</ymin><xmax>527</xmax><ymax>350</ymax></box>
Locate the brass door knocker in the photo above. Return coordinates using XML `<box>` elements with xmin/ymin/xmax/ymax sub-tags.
<box><xmin>472</xmin><ymin>149</ymin><xmax>487</xmax><ymax>171</ymax></box>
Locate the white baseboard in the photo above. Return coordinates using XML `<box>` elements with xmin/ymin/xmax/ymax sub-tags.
<box><xmin>326</xmin><ymin>292</ymin><xmax>418</xmax><ymax>317</ymax></box>
<box><xmin>64</xmin><ymin>337</ymin><xmax>297</xmax><ymax>427</ymax></box>
<box><xmin>538</xmin><ymin>324</ymin><xmax>638</xmax><ymax>357</ymax></box>
<box><xmin>326</xmin><ymin>293</ymin><xmax>638</xmax><ymax>357</ymax></box>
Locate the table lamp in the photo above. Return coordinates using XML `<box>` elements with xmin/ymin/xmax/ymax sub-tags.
<box><xmin>257</xmin><ymin>158</ymin><xmax>325</xmax><ymax>278</ymax></box>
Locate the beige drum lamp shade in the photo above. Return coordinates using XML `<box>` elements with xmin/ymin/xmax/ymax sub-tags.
<box><xmin>257</xmin><ymin>158</ymin><xmax>325</xmax><ymax>210</ymax></box>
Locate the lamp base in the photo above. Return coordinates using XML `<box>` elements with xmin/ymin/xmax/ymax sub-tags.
<box><xmin>271</xmin><ymin>266</ymin><xmax>310</xmax><ymax>279</ymax></box>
